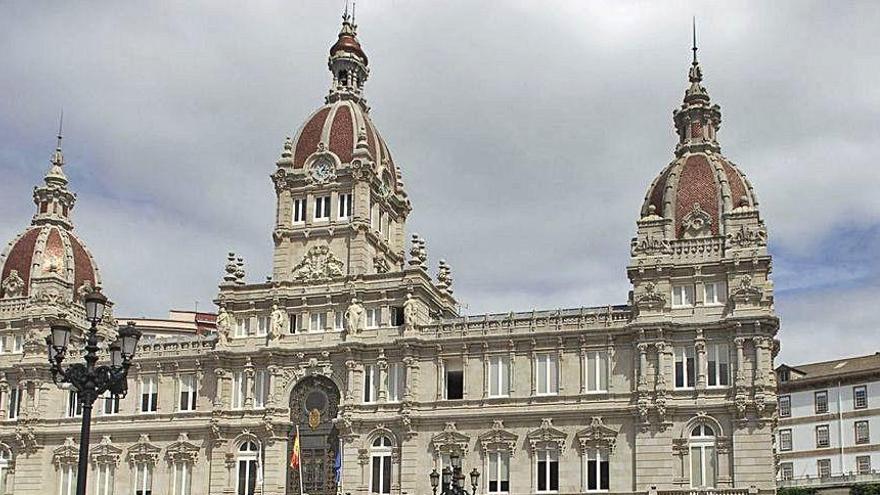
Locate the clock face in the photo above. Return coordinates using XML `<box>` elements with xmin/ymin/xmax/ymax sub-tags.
<box><xmin>310</xmin><ymin>158</ymin><xmax>333</xmax><ymax>182</ymax></box>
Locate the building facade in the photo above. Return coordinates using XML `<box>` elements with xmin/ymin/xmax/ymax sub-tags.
<box><xmin>0</xmin><ymin>13</ymin><xmax>780</xmax><ymax>495</ymax></box>
<box><xmin>776</xmin><ymin>354</ymin><xmax>880</xmax><ymax>492</ymax></box>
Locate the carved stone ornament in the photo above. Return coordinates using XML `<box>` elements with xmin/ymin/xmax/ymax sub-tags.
<box><xmin>165</xmin><ymin>432</ymin><xmax>200</xmax><ymax>464</ymax></box>
<box><xmin>91</xmin><ymin>436</ymin><xmax>123</xmax><ymax>466</ymax></box>
<box><xmin>631</xmin><ymin>234</ymin><xmax>672</xmax><ymax>257</ymax></box>
<box><xmin>431</xmin><ymin>422</ymin><xmax>470</xmax><ymax>456</ymax></box>
<box><xmin>730</xmin><ymin>275</ymin><xmax>763</xmax><ymax>305</ymax></box>
<box><xmin>307</xmin><ymin>154</ymin><xmax>337</xmax><ymax>185</ymax></box>
<box><xmin>526</xmin><ymin>418</ymin><xmax>567</xmax><ymax>453</ymax></box>
<box><xmin>54</xmin><ymin>437</ymin><xmax>80</xmax><ymax>466</ymax></box>
<box><xmin>635</xmin><ymin>282</ymin><xmax>666</xmax><ymax>312</ymax></box>
<box><xmin>575</xmin><ymin>417</ymin><xmax>619</xmax><ymax>454</ymax></box>
<box><xmin>373</xmin><ymin>256</ymin><xmax>389</xmax><ymax>274</ymax></box>
<box><xmin>291</xmin><ymin>245</ymin><xmax>344</xmax><ymax>283</ymax></box>
<box><xmin>1</xmin><ymin>270</ymin><xmax>24</xmax><ymax>299</ymax></box>
<box><xmin>478</xmin><ymin>420</ymin><xmax>518</xmax><ymax>455</ymax></box>
<box><xmin>681</xmin><ymin>203</ymin><xmax>713</xmax><ymax>238</ymax></box>
<box><xmin>128</xmin><ymin>434</ymin><xmax>161</xmax><ymax>466</ymax></box>
<box><xmin>726</xmin><ymin>223</ymin><xmax>767</xmax><ymax>248</ymax></box>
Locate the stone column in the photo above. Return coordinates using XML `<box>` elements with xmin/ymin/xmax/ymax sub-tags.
<box><xmin>436</xmin><ymin>357</ymin><xmax>444</xmax><ymax>400</ymax></box>
<box><xmin>345</xmin><ymin>360</ymin><xmax>357</xmax><ymax>404</ymax></box>
<box><xmin>403</xmin><ymin>356</ymin><xmax>416</xmax><ymax>401</ymax></box>
<box><xmin>508</xmin><ymin>341</ymin><xmax>516</xmax><ymax>396</ymax></box>
<box><xmin>482</xmin><ymin>345</ymin><xmax>489</xmax><ymax>399</ymax></box>
<box><xmin>213</xmin><ymin>367</ymin><xmax>226</xmax><ymax>408</ymax></box>
<box><xmin>461</xmin><ymin>346</ymin><xmax>469</xmax><ymax>400</ymax></box>
<box><xmin>734</xmin><ymin>337</ymin><xmax>747</xmax><ymax>387</ymax></box>
<box><xmin>579</xmin><ymin>344</ymin><xmax>587</xmax><ymax>394</ymax></box>
<box><xmin>377</xmin><ymin>356</ymin><xmax>388</xmax><ymax>402</ymax></box>
<box><xmin>530</xmin><ymin>350</ymin><xmax>537</xmax><ymax>396</ymax></box>
<box><xmin>637</xmin><ymin>343</ymin><xmax>649</xmax><ymax>391</ymax></box>
<box><xmin>244</xmin><ymin>364</ymin><xmax>255</xmax><ymax>409</ymax></box>
<box><xmin>695</xmin><ymin>329</ymin><xmax>707</xmax><ymax>390</ymax></box>
<box><xmin>606</xmin><ymin>337</ymin><xmax>615</xmax><ymax>392</ymax></box>
<box><xmin>556</xmin><ymin>339</ymin><xmax>565</xmax><ymax>394</ymax></box>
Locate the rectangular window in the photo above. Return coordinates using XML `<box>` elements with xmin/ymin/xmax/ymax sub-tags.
<box><xmin>237</xmin><ymin>456</ymin><xmax>258</xmax><ymax>495</ymax></box>
<box><xmin>586</xmin><ymin>351</ymin><xmax>609</xmax><ymax>393</ymax></box>
<box><xmin>815</xmin><ymin>391</ymin><xmax>829</xmax><ymax>414</ymax></box>
<box><xmin>489</xmin><ymin>356</ymin><xmax>510</xmax><ymax>398</ymax></box>
<box><xmin>310</xmin><ymin>312</ymin><xmax>327</xmax><ymax>332</ymax></box>
<box><xmin>338</xmin><ymin>193</ymin><xmax>353</xmax><ymax>219</ymax></box>
<box><xmin>536</xmin><ymin>449</ymin><xmax>559</xmax><ymax>493</ymax></box>
<box><xmin>370</xmin><ymin>452</ymin><xmax>392</xmax><ymax>494</ymax></box>
<box><xmin>254</xmin><ymin>370</ymin><xmax>270</xmax><ymax>409</ymax></box>
<box><xmin>854</xmin><ymin>385</ymin><xmax>868</xmax><ymax>409</ymax></box>
<box><xmin>387</xmin><ymin>363</ymin><xmax>405</xmax><ymax>403</ymax></box>
<box><xmin>487</xmin><ymin>451</ymin><xmax>510</xmax><ymax>494</ymax></box>
<box><xmin>12</xmin><ymin>335</ymin><xmax>22</xmax><ymax>354</ymax></box>
<box><xmin>817</xmin><ymin>459</ymin><xmax>831</xmax><ymax>479</ymax></box>
<box><xmin>235</xmin><ymin>318</ymin><xmax>251</xmax><ymax>338</ymax></box>
<box><xmin>779</xmin><ymin>462</ymin><xmax>793</xmax><ymax>481</ymax></box>
<box><xmin>58</xmin><ymin>464</ymin><xmax>77</xmax><ymax>495</ymax></box>
<box><xmin>172</xmin><ymin>462</ymin><xmax>192</xmax><ymax>495</ymax></box>
<box><xmin>778</xmin><ymin>395</ymin><xmax>791</xmax><ymax>418</ymax></box>
<box><xmin>675</xmin><ymin>346</ymin><xmax>696</xmax><ymax>389</ymax></box>
<box><xmin>315</xmin><ymin>196</ymin><xmax>331</xmax><ymax>220</ymax></box>
<box><xmin>179</xmin><ymin>374</ymin><xmax>197</xmax><ymax>412</ymax></box>
<box><xmin>232</xmin><ymin>371</ymin><xmax>246</xmax><ymax>410</ymax></box>
<box><xmin>857</xmin><ymin>455</ymin><xmax>872</xmax><ymax>475</ymax></box>
<box><xmin>536</xmin><ymin>353</ymin><xmax>559</xmax><ymax>396</ymax></box>
<box><xmin>102</xmin><ymin>395</ymin><xmax>120</xmax><ymax>415</ymax></box>
<box><xmin>707</xmin><ymin>343</ymin><xmax>730</xmax><ymax>387</ymax></box>
<box><xmin>855</xmin><ymin>420</ymin><xmax>870</xmax><ymax>445</ymax></box>
<box><xmin>293</xmin><ymin>198</ymin><xmax>306</xmax><ymax>223</ymax></box>
<box><xmin>779</xmin><ymin>429</ymin><xmax>792</xmax><ymax>452</ymax></box>
<box><xmin>363</xmin><ymin>365</ymin><xmax>379</xmax><ymax>404</ymax></box>
<box><xmin>672</xmin><ymin>284</ymin><xmax>695</xmax><ymax>307</ymax></box>
<box><xmin>289</xmin><ymin>313</ymin><xmax>303</xmax><ymax>334</ymax></box>
<box><xmin>690</xmin><ymin>443</ymin><xmax>716</xmax><ymax>488</ymax></box>
<box><xmin>816</xmin><ymin>424</ymin><xmax>830</xmax><ymax>448</ymax></box>
<box><xmin>585</xmin><ymin>448</ymin><xmax>610</xmax><ymax>492</ymax></box>
<box><xmin>366</xmin><ymin>308</ymin><xmax>380</xmax><ymax>329</ymax></box>
<box><xmin>256</xmin><ymin>316</ymin><xmax>269</xmax><ymax>337</ymax></box>
<box><xmin>445</xmin><ymin>360</ymin><xmax>464</xmax><ymax>400</ymax></box>
<box><xmin>7</xmin><ymin>387</ymin><xmax>21</xmax><ymax>420</ymax></box>
<box><xmin>67</xmin><ymin>390</ymin><xmax>82</xmax><ymax>418</ymax></box>
<box><xmin>703</xmin><ymin>281</ymin><xmax>727</xmax><ymax>306</ymax></box>
<box><xmin>334</xmin><ymin>311</ymin><xmax>345</xmax><ymax>331</ymax></box>
<box><xmin>94</xmin><ymin>463</ymin><xmax>115</xmax><ymax>495</ymax></box>
<box><xmin>135</xmin><ymin>463</ymin><xmax>153</xmax><ymax>495</ymax></box>
<box><xmin>140</xmin><ymin>376</ymin><xmax>158</xmax><ymax>413</ymax></box>
<box><xmin>390</xmin><ymin>306</ymin><xmax>404</xmax><ymax>327</ymax></box>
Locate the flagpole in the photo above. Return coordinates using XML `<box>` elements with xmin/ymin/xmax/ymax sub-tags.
<box><xmin>297</xmin><ymin>424</ymin><xmax>305</xmax><ymax>495</ymax></box>
<box><xmin>338</xmin><ymin>437</ymin><xmax>344</xmax><ymax>495</ymax></box>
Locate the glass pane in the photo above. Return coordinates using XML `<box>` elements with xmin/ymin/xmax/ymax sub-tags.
<box><xmin>489</xmin><ymin>454</ymin><xmax>498</xmax><ymax>483</ymax></box>
<box><xmin>537</xmin><ymin>460</ymin><xmax>546</xmax><ymax>491</ymax></box>
<box><xmin>501</xmin><ymin>360</ymin><xmax>509</xmax><ymax>394</ymax></box>
<box><xmin>371</xmin><ymin>457</ymin><xmax>381</xmax><ymax>493</ymax></box>
<box><xmin>501</xmin><ymin>454</ymin><xmax>509</xmax><ymax>481</ymax></box>
<box><xmin>599</xmin><ymin>354</ymin><xmax>608</xmax><ymax>390</ymax></box>
<box><xmin>588</xmin><ymin>354</ymin><xmax>597</xmax><ymax>391</ymax></box>
<box><xmin>238</xmin><ymin>462</ymin><xmax>247</xmax><ymax>495</ymax></box>
<box><xmin>587</xmin><ymin>459</ymin><xmax>597</xmax><ymax>490</ymax></box>
<box><xmin>705</xmin><ymin>447</ymin><xmax>716</xmax><ymax>488</ymax></box>
<box><xmin>538</xmin><ymin>359</ymin><xmax>547</xmax><ymax>393</ymax></box>
<box><xmin>691</xmin><ymin>447</ymin><xmax>703</xmax><ymax>487</ymax></box>
<box><xmin>382</xmin><ymin>456</ymin><xmax>391</xmax><ymax>494</ymax></box>
<box><xmin>550</xmin><ymin>358</ymin><xmax>558</xmax><ymax>392</ymax></box>
<box><xmin>600</xmin><ymin>459</ymin><xmax>609</xmax><ymax>490</ymax></box>
<box><xmin>549</xmin><ymin>459</ymin><xmax>559</xmax><ymax>490</ymax></box>
<box><xmin>675</xmin><ymin>361</ymin><xmax>684</xmax><ymax>388</ymax></box>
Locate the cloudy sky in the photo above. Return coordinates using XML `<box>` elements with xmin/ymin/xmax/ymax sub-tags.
<box><xmin>1</xmin><ymin>1</ymin><xmax>878</xmax><ymax>365</ymax></box>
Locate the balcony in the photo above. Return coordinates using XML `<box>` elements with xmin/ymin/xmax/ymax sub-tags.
<box><xmin>778</xmin><ymin>472</ymin><xmax>880</xmax><ymax>490</ymax></box>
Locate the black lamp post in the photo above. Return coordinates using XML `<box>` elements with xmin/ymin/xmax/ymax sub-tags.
<box><xmin>46</xmin><ymin>290</ymin><xmax>141</xmax><ymax>495</ymax></box>
<box><xmin>429</xmin><ymin>452</ymin><xmax>480</xmax><ymax>495</ymax></box>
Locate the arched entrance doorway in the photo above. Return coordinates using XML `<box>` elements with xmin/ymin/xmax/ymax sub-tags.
<box><xmin>287</xmin><ymin>376</ymin><xmax>341</xmax><ymax>495</ymax></box>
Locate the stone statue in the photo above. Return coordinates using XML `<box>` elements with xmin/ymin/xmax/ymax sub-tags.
<box><xmin>216</xmin><ymin>307</ymin><xmax>232</xmax><ymax>346</ymax></box>
<box><xmin>76</xmin><ymin>280</ymin><xmax>94</xmax><ymax>302</ymax></box>
<box><xmin>403</xmin><ymin>293</ymin><xmax>418</xmax><ymax>328</ymax></box>
<box><xmin>344</xmin><ymin>298</ymin><xmax>365</xmax><ymax>334</ymax></box>
<box><xmin>269</xmin><ymin>304</ymin><xmax>288</xmax><ymax>340</ymax></box>
<box><xmin>1</xmin><ymin>270</ymin><xmax>24</xmax><ymax>299</ymax></box>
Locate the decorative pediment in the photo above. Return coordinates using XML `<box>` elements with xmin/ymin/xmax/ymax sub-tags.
<box><xmin>91</xmin><ymin>436</ymin><xmax>122</xmax><ymax>466</ymax></box>
<box><xmin>128</xmin><ymin>434</ymin><xmax>161</xmax><ymax>466</ymax></box>
<box><xmin>165</xmin><ymin>432</ymin><xmax>200</xmax><ymax>464</ymax></box>
<box><xmin>730</xmin><ymin>275</ymin><xmax>762</xmax><ymax>305</ymax></box>
<box><xmin>526</xmin><ymin>418</ymin><xmax>566</xmax><ymax>453</ymax></box>
<box><xmin>478</xmin><ymin>420</ymin><xmax>517</xmax><ymax>455</ymax></box>
<box><xmin>681</xmin><ymin>203</ymin><xmax>712</xmax><ymax>239</ymax></box>
<box><xmin>431</xmin><ymin>422</ymin><xmax>470</xmax><ymax>456</ymax></box>
<box><xmin>54</xmin><ymin>437</ymin><xmax>79</xmax><ymax>466</ymax></box>
<box><xmin>291</xmin><ymin>245</ymin><xmax>344</xmax><ymax>283</ymax></box>
<box><xmin>635</xmin><ymin>282</ymin><xmax>666</xmax><ymax>312</ymax></box>
<box><xmin>575</xmin><ymin>417</ymin><xmax>619</xmax><ymax>453</ymax></box>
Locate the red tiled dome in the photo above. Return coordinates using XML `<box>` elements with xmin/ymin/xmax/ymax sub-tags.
<box><xmin>641</xmin><ymin>152</ymin><xmax>757</xmax><ymax>239</ymax></box>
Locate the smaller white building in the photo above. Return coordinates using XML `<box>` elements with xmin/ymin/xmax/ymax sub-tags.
<box><xmin>776</xmin><ymin>353</ymin><xmax>880</xmax><ymax>489</ymax></box>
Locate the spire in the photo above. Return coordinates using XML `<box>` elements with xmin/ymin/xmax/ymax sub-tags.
<box><xmin>46</xmin><ymin>110</ymin><xmax>68</xmax><ymax>184</ymax></box>
<box><xmin>672</xmin><ymin>19</ymin><xmax>722</xmax><ymax>157</ymax></box>
<box><xmin>327</xmin><ymin>3</ymin><xmax>369</xmax><ymax>105</ymax></box>
<box><xmin>33</xmin><ymin>114</ymin><xmax>77</xmax><ymax>228</ymax></box>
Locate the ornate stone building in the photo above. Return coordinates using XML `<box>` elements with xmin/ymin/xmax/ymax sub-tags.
<box><xmin>0</xmin><ymin>13</ymin><xmax>779</xmax><ymax>495</ymax></box>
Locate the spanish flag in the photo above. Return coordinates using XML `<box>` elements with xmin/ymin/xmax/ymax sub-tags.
<box><xmin>289</xmin><ymin>426</ymin><xmax>301</xmax><ymax>469</ymax></box>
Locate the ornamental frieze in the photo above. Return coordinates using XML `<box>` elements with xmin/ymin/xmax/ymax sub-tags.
<box><xmin>291</xmin><ymin>245</ymin><xmax>344</xmax><ymax>282</ymax></box>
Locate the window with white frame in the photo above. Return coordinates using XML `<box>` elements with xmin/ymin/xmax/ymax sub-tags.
<box><xmin>171</xmin><ymin>461</ymin><xmax>192</xmax><ymax>495</ymax></box>
<box><xmin>778</xmin><ymin>429</ymin><xmax>792</xmax><ymax>452</ymax></box>
<box><xmin>134</xmin><ymin>462</ymin><xmax>153</xmax><ymax>495</ymax></box>
<box><xmin>94</xmin><ymin>462</ymin><xmax>115</xmax><ymax>495</ymax></box>
<box><xmin>536</xmin><ymin>353</ymin><xmax>559</xmax><ymax>396</ymax></box>
<box><xmin>11</xmin><ymin>336</ymin><xmax>21</xmax><ymax>354</ymax></box>
<box><xmin>254</xmin><ymin>370</ymin><xmax>270</xmax><ymax>409</ymax></box>
<box><xmin>66</xmin><ymin>390</ymin><xmax>82</xmax><ymax>418</ymax></box>
<box><xmin>778</xmin><ymin>395</ymin><xmax>791</xmax><ymax>418</ymax></box>
<box><xmin>488</xmin><ymin>356</ymin><xmax>510</xmax><ymax>398</ymax></box>
<box><xmin>237</xmin><ymin>441</ymin><xmax>260</xmax><ymax>495</ymax></box>
<box><xmin>674</xmin><ymin>346</ymin><xmax>696</xmax><ymax>389</ymax></box>
<box><xmin>232</xmin><ymin>372</ymin><xmax>246</xmax><ymax>410</ymax></box>
<box><xmin>293</xmin><ymin>198</ymin><xmax>306</xmax><ymax>224</ymax></box>
<box><xmin>7</xmin><ymin>387</ymin><xmax>21</xmax><ymax>420</ymax></box>
<box><xmin>857</xmin><ymin>455</ymin><xmax>872</xmax><ymax>475</ymax></box>
<box><xmin>334</xmin><ymin>311</ymin><xmax>345</xmax><ymax>331</ymax></box>
<box><xmin>140</xmin><ymin>376</ymin><xmax>158</xmax><ymax>413</ymax></box>
<box><xmin>310</xmin><ymin>312</ymin><xmax>327</xmax><ymax>332</ymax></box>
<box><xmin>816</xmin><ymin>424</ymin><xmax>830</xmax><ymax>448</ymax></box>
<box><xmin>363</xmin><ymin>365</ymin><xmax>379</xmax><ymax>404</ymax></box>
<box><xmin>815</xmin><ymin>390</ymin><xmax>829</xmax><ymax>414</ymax></box>
<box><xmin>672</xmin><ymin>284</ymin><xmax>695</xmax><ymax>307</ymax></box>
<box><xmin>0</xmin><ymin>449</ymin><xmax>10</xmax><ymax>495</ymax></box>
<box><xmin>314</xmin><ymin>195</ymin><xmax>331</xmax><ymax>221</ymax></box>
<box><xmin>179</xmin><ymin>374</ymin><xmax>197</xmax><ymax>412</ymax></box>
<box><xmin>817</xmin><ymin>458</ymin><xmax>831</xmax><ymax>478</ymax></box>
<box><xmin>689</xmin><ymin>424</ymin><xmax>716</xmax><ymax>488</ymax></box>
<box><xmin>58</xmin><ymin>463</ymin><xmax>76</xmax><ymax>495</ymax></box>
<box><xmin>370</xmin><ymin>436</ymin><xmax>393</xmax><ymax>494</ymax></box>
<box><xmin>536</xmin><ymin>448</ymin><xmax>559</xmax><ymax>493</ymax></box>
<box><xmin>235</xmin><ymin>317</ymin><xmax>251</xmax><ymax>338</ymax></box>
<box><xmin>584</xmin><ymin>447</ymin><xmax>610</xmax><ymax>492</ymax></box>
<box><xmin>854</xmin><ymin>385</ymin><xmax>868</xmax><ymax>409</ymax></box>
<box><xmin>585</xmin><ymin>351</ymin><xmax>608</xmax><ymax>393</ymax></box>
<box><xmin>256</xmin><ymin>316</ymin><xmax>269</xmax><ymax>337</ymax></box>
<box><xmin>487</xmin><ymin>451</ymin><xmax>510</xmax><ymax>494</ymax></box>
<box><xmin>102</xmin><ymin>395</ymin><xmax>120</xmax><ymax>415</ymax></box>
<box><xmin>338</xmin><ymin>193</ymin><xmax>353</xmax><ymax>220</ymax></box>
<box><xmin>707</xmin><ymin>343</ymin><xmax>730</xmax><ymax>387</ymax></box>
<box><xmin>779</xmin><ymin>462</ymin><xmax>793</xmax><ymax>481</ymax></box>
<box><xmin>289</xmin><ymin>313</ymin><xmax>303</xmax><ymax>334</ymax></box>
<box><xmin>387</xmin><ymin>363</ymin><xmax>405</xmax><ymax>403</ymax></box>
<box><xmin>855</xmin><ymin>420</ymin><xmax>870</xmax><ymax>445</ymax></box>
<box><xmin>703</xmin><ymin>281</ymin><xmax>727</xmax><ymax>306</ymax></box>
<box><xmin>366</xmin><ymin>308</ymin><xmax>380</xmax><ymax>329</ymax></box>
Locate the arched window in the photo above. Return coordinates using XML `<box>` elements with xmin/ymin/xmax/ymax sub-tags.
<box><xmin>689</xmin><ymin>424</ymin><xmax>716</xmax><ymax>488</ymax></box>
<box><xmin>370</xmin><ymin>436</ymin><xmax>393</xmax><ymax>495</ymax></box>
<box><xmin>237</xmin><ymin>441</ymin><xmax>261</xmax><ymax>495</ymax></box>
<box><xmin>0</xmin><ymin>449</ymin><xmax>11</xmax><ymax>495</ymax></box>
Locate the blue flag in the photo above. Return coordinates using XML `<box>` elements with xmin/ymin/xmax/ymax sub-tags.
<box><xmin>334</xmin><ymin>443</ymin><xmax>342</xmax><ymax>484</ymax></box>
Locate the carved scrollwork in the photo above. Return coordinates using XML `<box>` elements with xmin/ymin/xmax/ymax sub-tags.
<box><xmin>526</xmin><ymin>418</ymin><xmax>566</xmax><ymax>453</ymax></box>
<box><xmin>91</xmin><ymin>436</ymin><xmax>123</xmax><ymax>466</ymax></box>
<box><xmin>292</xmin><ymin>245</ymin><xmax>344</xmax><ymax>283</ymax></box>
<box><xmin>128</xmin><ymin>434</ymin><xmax>161</xmax><ymax>466</ymax></box>
<box><xmin>431</xmin><ymin>422</ymin><xmax>470</xmax><ymax>457</ymax></box>
<box><xmin>53</xmin><ymin>437</ymin><xmax>79</xmax><ymax>466</ymax></box>
<box><xmin>165</xmin><ymin>433</ymin><xmax>200</xmax><ymax>464</ymax></box>
<box><xmin>575</xmin><ymin>417</ymin><xmax>618</xmax><ymax>454</ymax></box>
<box><xmin>730</xmin><ymin>275</ymin><xmax>763</xmax><ymax>305</ymax></box>
<box><xmin>478</xmin><ymin>420</ymin><xmax>517</xmax><ymax>456</ymax></box>
<box><xmin>681</xmin><ymin>203</ymin><xmax>713</xmax><ymax>239</ymax></box>
<box><xmin>635</xmin><ymin>282</ymin><xmax>666</xmax><ymax>312</ymax></box>
<box><xmin>726</xmin><ymin>223</ymin><xmax>767</xmax><ymax>248</ymax></box>
<box><xmin>631</xmin><ymin>234</ymin><xmax>672</xmax><ymax>257</ymax></box>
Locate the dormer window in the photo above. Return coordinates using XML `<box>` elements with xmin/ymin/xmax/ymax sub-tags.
<box><xmin>315</xmin><ymin>196</ymin><xmax>331</xmax><ymax>221</ymax></box>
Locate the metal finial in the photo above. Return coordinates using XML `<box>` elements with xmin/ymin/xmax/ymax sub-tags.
<box><xmin>692</xmin><ymin>17</ymin><xmax>698</xmax><ymax>64</ymax></box>
<box><xmin>56</xmin><ymin>109</ymin><xmax>64</xmax><ymax>150</ymax></box>
<box><xmin>352</xmin><ymin>1</ymin><xmax>357</xmax><ymax>25</ymax></box>
<box><xmin>343</xmin><ymin>0</ymin><xmax>350</xmax><ymax>22</ymax></box>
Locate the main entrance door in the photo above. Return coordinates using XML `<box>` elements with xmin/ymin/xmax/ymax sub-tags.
<box><xmin>287</xmin><ymin>376</ymin><xmax>341</xmax><ymax>495</ymax></box>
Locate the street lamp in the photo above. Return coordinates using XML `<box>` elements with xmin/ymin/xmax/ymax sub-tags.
<box><xmin>46</xmin><ymin>290</ymin><xmax>141</xmax><ymax>495</ymax></box>
<box><xmin>429</xmin><ymin>452</ymin><xmax>480</xmax><ymax>495</ymax></box>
